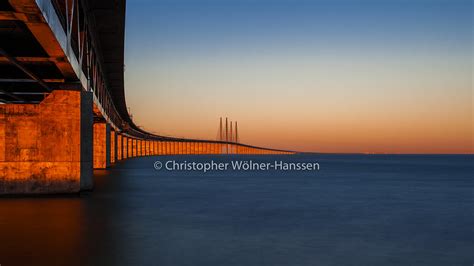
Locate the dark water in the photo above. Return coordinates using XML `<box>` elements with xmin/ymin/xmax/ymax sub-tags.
<box><xmin>0</xmin><ymin>154</ymin><xmax>472</xmax><ymax>266</ymax></box>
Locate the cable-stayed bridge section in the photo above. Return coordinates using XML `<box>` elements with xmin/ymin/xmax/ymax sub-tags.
<box><xmin>0</xmin><ymin>0</ymin><xmax>294</xmax><ymax>195</ymax></box>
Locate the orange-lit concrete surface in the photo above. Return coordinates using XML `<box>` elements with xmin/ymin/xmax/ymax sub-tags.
<box><xmin>0</xmin><ymin>90</ymin><xmax>93</xmax><ymax>194</ymax></box>
<box><xmin>123</xmin><ymin>136</ymin><xmax>128</xmax><ymax>159</ymax></box>
<box><xmin>136</xmin><ymin>140</ymin><xmax>140</xmax><ymax>157</ymax></box>
<box><xmin>0</xmin><ymin>92</ymin><xmax>291</xmax><ymax>196</ymax></box>
<box><xmin>0</xmin><ymin>0</ymin><xmax>293</xmax><ymax>195</ymax></box>
<box><xmin>93</xmin><ymin>122</ymin><xmax>110</xmax><ymax>169</ymax></box>
<box><xmin>137</xmin><ymin>140</ymin><xmax>140</xmax><ymax>156</ymax></box>
<box><xmin>134</xmin><ymin>139</ymin><xmax>138</xmax><ymax>157</ymax></box>
<box><xmin>111</xmin><ymin>131</ymin><xmax>116</xmax><ymax>164</ymax></box>
<box><xmin>136</xmin><ymin>139</ymin><xmax>140</xmax><ymax>156</ymax></box>
<box><xmin>103</xmin><ymin>138</ymin><xmax>294</xmax><ymax>163</ymax></box>
<box><xmin>107</xmin><ymin>140</ymin><xmax>293</xmax><ymax>157</ymax></box>
<box><xmin>117</xmin><ymin>134</ymin><xmax>122</xmax><ymax>160</ymax></box>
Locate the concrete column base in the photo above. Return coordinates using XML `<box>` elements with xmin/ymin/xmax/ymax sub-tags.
<box><xmin>0</xmin><ymin>90</ymin><xmax>93</xmax><ymax>194</ymax></box>
<box><xmin>110</xmin><ymin>130</ymin><xmax>116</xmax><ymax>164</ymax></box>
<box><xmin>93</xmin><ymin>122</ymin><xmax>111</xmax><ymax>169</ymax></box>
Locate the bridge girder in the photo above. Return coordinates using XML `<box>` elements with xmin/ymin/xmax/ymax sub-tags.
<box><xmin>0</xmin><ymin>0</ymin><xmax>296</xmax><ymax>152</ymax></box>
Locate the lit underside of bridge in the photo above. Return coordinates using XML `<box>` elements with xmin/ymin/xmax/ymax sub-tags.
<box><xmin>0</xmin><ymin>0</ymin><xmax>294</xmax><ymax>194</ymax></box>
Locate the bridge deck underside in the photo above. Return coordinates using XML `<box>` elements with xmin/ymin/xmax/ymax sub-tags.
<box><xmin>1</xmin><ymin>0</ymin><xmax>81</xmax><ymax>103</ymax></box>
<box><xmin>0</xmin><ymin>0</ymin><xmax>294</xmax><ymax>155</ymax></box>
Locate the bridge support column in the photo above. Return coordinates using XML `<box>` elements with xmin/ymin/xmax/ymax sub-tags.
<box><xmin>124</xmin><ymin>137</ymin><xmax>128</xmax><ymax>158</ymax></box>
<box><xmin>139</xmin><ymin>140</ymin><xmax>142</xmax><ymax>156</ymax></box>
<box><xmin>93</xmin><ymin>122</ymin><xmax>111</xmax><ymax>169</ymax></box>
<box><xmin>110</xmin><ymin>130</ymin><xmax>116</xmax><ymax>164</ymax></box>
<box><xmin>123</xmin><ymin>136</ymin><xmax>128</xmax><ymax>159</ymax></box>
<box><xmin>0</xmin><ymin>90</ymin><xmax>93</xmax><ymax>194</ymax></box>
<box><xmin>136</xmin><ymin>140</ymin><xmax>140</xmax><ymax>156</ymax></box>
<box><xmin>136</xmin><ymin>139</ymin><xmax>139</xmax><ymax>157</ymax></box>
<box><xmin>117</xmin><ymin>134</ymin><xmax>122</xmax><ymax>160</ymax></box>
<box><xmin>133</xmin><ymin>139</ymin><xmax>137</xmax><ymax>157</ymax></box>
<box><xmin>138</xmin><ymin>140</ymin><xmax>142</xmax><ymax>156</ymax></box>
<box><xmin>136</xmin><ymin>139</ymin><xmax>139</xmax><ymax>156</ymax></box>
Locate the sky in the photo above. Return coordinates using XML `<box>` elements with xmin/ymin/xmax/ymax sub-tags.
<box><xmin>124</xmin><ymin>0</ymin><xmax>472</xmax><ymax>153</ymax></box>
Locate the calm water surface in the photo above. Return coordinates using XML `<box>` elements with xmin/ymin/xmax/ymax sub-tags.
<box><xmin>0</xmin><ymin>154</ymin><xmax>472</xmax><ymax>266</ymax></box>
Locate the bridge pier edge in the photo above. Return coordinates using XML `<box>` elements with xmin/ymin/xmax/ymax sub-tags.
<box><xmin>133</xmin><ymin>139</ymin><xmax>136</xmax><ymax>157</ymax></box>
<box><xmin>140</xmin><ymin>140</ymin><xmax>143</xmax><ymax>156</ymax></box>
<box><xmin>137</xmin><ymin>139</ymin><xmax>140</xmax><ymax>156</ymax></box>
<box><xmin>80</xmin><ymin>91</ymin><xmax>94</xmax><ymax>191</ymax></box>
<box><xmin>111</xmin><ymin>130</ymin><xmax>116</xmax><ymax>164</ymax></box>
<box><xmin>117</xmin><ymin>134</ymin><xmax>122</xmax><ymax>161</ymax></box>
<box><xmin>121</xmin><ymin>136</ymin><xmax>127</xmax><ymax>160</ymax></box>
<box><xmin>93</xmin><ymin>122</ymin><xmax>111</xmax><ymax>169</ymax></box>
<box><xmin>127</xmin><ymin>137</ymin><xmax>130</xmax><ymax>158</ymax></box>
<box><xmin>0</xmin><ymin>90</ymin><xmax>93</xmax><ymax>194</ymax></box>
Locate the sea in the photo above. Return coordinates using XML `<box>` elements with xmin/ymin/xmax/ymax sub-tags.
<box><xmin>0</xmin><ymin>154</ymin><xmax>472</xmax><ymax>266</ymax></box>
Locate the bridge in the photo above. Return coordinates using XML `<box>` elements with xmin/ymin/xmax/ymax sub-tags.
<box><xmin>0</xmin><ymin>0</ymin><xmax>294</xmax><ymax>194</ymax></box>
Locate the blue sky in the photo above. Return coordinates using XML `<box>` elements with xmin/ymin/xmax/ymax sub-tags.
<box><xmin>124</xmin><ymin>0</ymin><xmax>472</xmax><ymax>153</ymax></box>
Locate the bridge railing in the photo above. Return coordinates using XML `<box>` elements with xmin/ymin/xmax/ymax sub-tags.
<box><xmin>40</xmin><ymin>0</ymin><xmax>294</xmax><ymax>154</ymax></box>
<box><xmin>48</xmin><ymin>0</ymin><xmax>126</xmax><ymax>133</ymax></box>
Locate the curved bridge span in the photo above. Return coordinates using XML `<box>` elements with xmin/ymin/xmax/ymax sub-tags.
<box><xmin>0</xmin><ymin>0</ymin><xmax>294</xmax><ymax>194</ymax></box>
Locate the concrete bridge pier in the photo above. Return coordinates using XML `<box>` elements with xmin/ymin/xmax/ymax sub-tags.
<box><xmin>146</xmin><ymin>140</ymin><xmax>151</xmax><ymax>156</ymax></box>
<box><xmin>136</xmin><ymin>140</ymin><xmax>140</xmax><ymax>156</ymax></box>
<box><xmin>132</xmin><ymin>139</ymin><xmax>136</xmax><ymax>157</ymax></box>
<box><xmin>116</xmin><ymin>134</ymin><xmax>121</xmax><ymax>161</ymax></box>
<box><xmin>93</xmin><ymin>122</ymin><xmax>111</xmax><ymax>169</ymax></box>
<box><xmin>111</xmin><ymin>130</ymin><xmax>117</xmax><ymax>164</ymax></box>
<box><xmin>140</xmin><ymin>140</ymin><xmax>143</xmax><ymax>156</ymax></box>
<box><xmin>122</xmin><ymin>136</ymin><xmax>128</xmax><ymax>159</ymax></box>
<box><xmin>128</xmin><ymin>138</ymin><xmax>132</xmax><ymax>158</ymax></box>
<box><xmin>0</xmin><ymin>90</ymin><xmax>93</xmax><ymax>194</ymax></box>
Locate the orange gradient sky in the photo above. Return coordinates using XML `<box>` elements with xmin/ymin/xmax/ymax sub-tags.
<box><xmin>124</xmin><ymin>0</ymin><xmax>473</xmax><ymax>154</ymax></box>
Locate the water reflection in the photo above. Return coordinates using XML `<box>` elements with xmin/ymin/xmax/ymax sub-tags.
<box><xmin>0</xmin><ymin>170</ymin><xmax>122</xmax><ymax>266</ymax></box>
<box><xmin>0</xmin><ymin>155</ymin><xmax>472</xmax><ymax>266</ymax></box>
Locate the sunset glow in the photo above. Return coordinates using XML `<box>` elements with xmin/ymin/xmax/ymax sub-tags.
<box><xmin>124</xmin><ymin>0</ymin><xmax>472</xmax><ymax>153</ymax></box>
